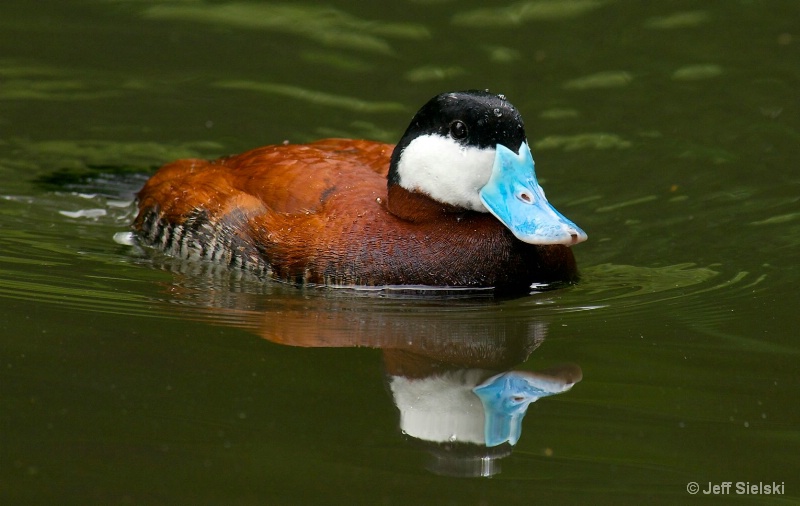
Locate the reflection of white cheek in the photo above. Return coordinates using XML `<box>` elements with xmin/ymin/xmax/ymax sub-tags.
<box><xmin>396</xmin><ymin>134</ymin><xmax>495</xmax><ymax>212</ymax></box>
<box><xmin>390</xmin><ymin>370</ymin><xmax>488</xmax><ymax>445</ymax></box>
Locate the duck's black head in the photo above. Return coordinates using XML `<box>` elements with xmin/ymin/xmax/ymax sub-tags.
<box><xmin>388</xmin><ymin>91</ymin><xmax>528</xmax><ymax>211</ymax></box>
<box><xmin>387</xmin><ymin>90</ymin><xmax>587</xmax><ymax>245</ymax></box>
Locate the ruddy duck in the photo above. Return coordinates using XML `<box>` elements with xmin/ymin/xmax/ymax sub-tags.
<box><xmin>133</xmin><ymin>90</ymin><xmax>586</xmax><ymax>293</ymax></box>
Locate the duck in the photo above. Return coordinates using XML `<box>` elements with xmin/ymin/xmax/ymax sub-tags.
<box><xmin>133</xmin><ymin>90</ymin><xmax>587</xmax><ymax>293</ymax></box>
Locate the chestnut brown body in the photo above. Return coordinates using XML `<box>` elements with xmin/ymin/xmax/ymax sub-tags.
<box><xmin>134</xmin><ymin>138</ymin><xmax>577</xmax><ymax>293</ymax></box>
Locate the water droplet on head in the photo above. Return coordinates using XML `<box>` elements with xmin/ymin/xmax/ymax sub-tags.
<box><xmin>493</xmin><ymin>108</ymin><xmax>502</xmax><ymax>117</ymax></box>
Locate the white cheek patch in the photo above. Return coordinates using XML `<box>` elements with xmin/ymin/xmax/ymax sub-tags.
<box><xmin>395</xmin><ymin>134</ymin><xmax>496</xmax><ymax>212</ymax></box>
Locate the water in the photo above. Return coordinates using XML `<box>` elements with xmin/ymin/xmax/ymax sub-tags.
<box><xmin>2</xmin><ymin>1</ymin><xmax>799</xmax><ymax>504</ymax></box>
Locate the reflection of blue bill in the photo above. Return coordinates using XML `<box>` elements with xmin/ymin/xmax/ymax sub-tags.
<box><xmin>474</xmin><ymin>368</ymin><xmax>580</xmax><ymax>447</ymax></box>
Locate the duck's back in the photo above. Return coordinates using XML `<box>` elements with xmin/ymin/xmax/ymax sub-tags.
<box><xmin>137</xmin><ymin>139</ymin><xmax>390</xmax><ymax>218</ymax></box>
<box><xmin>134</xmin><ymin>139</ymin><xmax>393</xmax><ymax>273</ymax></box>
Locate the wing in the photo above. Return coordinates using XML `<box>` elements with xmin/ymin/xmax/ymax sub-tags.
<box><xmin>222</xmin><ymin>139</ymin><xmax>392</xmax><ymax>215</ymax></box>
<box><xmin>135</xmin><ymin>139</ymin><xmax>393</xmax><ymax>223</ymax></box>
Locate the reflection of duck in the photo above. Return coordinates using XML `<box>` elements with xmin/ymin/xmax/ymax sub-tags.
<box><xmin>390</xmin><ymin>365</ymin><xmax>581</xmax><ymax>447</ymax></box>
<box><xmin>388</xmin><ymin>360</ymin><xmax>581</xmax><ymax>477</ymax></box>
<box><xmin>197</xmin><ymin>293</ymin><xmax>582</xmax><ymax>477</ymax></box>
<box><xmin>133</xmin><ymin>90</ymin><xmax>586</xmax><ymax>293</ymax></box>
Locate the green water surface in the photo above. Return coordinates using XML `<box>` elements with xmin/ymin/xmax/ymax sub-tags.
<box><xmin>1</xmin><ymin>1</ymin><xmax>799</xmax><ymax>504</ymax></box>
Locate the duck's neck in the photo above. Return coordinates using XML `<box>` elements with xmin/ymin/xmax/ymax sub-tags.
<box><xmin>386</xmin><ymin>184</ymin><xmax>467</xmax><ymax>223</ymax></box>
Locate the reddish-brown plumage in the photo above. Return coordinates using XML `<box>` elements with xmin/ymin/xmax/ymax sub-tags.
<box><xmin>134</xmin><ymin>90</ymin><xmax>589</xmax><ymax>293</ymax></box>
<box><xmin>133</xmin><ymin>138</ymin><xmax>577</xmax><ymax>293</ymax></box>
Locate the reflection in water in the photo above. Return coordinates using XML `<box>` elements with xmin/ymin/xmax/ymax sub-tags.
<box><xmin>118</xmin><ymin>251</ymin><xmax>750</xmax><ymax>477</ymax></box>
<box><xmin>392</xmin><ymin>364</ymin><xmax>580</xmax><ymax>477</ymax></box>
<box><xmin>171</xmin><ymin>282</ymin><xmax>582</xmax><ymax>477</ymax></box>
<box><xmin>474</xmin><ymin>366</ymin><xmax>581</xmax><ymax>446</ymax></box>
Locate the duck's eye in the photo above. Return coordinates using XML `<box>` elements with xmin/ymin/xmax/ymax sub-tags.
<box><xmin>449</xmin><ymin>120</ymin><xmax>468</xmax><ymax>140</ymax></box>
